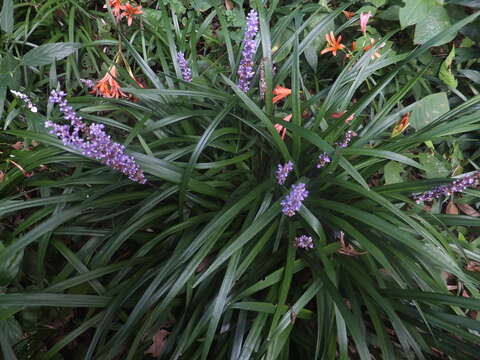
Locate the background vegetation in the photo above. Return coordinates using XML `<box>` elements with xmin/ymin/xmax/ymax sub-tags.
<box><xmin>2</xmin><ymin>0</ymin><xmax>480</xmax><ymax>358</ymax></box>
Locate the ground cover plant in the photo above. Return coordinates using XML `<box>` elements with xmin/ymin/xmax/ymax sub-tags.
<box><xmin>2</xmin><ymin>0</ymin><xmax>480</xmax><ymax>359</ymax></box>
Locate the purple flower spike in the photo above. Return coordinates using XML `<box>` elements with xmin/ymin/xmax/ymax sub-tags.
<box><xmin>294</xmin><ymin>235</ymin><xmax>314</xmax><ymax>250</ymax></box>
<box><xmin>11</xmin><ymin>90</ymin><xmax>38</xmax><ymax>113</ymax></box>
<box><xmin>276</xmin><ymin>161</ymin><xmax>293</xmax><ymax>185</ymax></box>
<box><xmin>177</xmin><ymin>52</ymin><xmax>192</xmax><ymax>82</ymax></box>
<box><xmin>336</xmin><ymin>130</ymin><xmax>357</xmax><ymax>148</ymax></box>
<box><xmin>237</xmin><ymin>9</ymin><xmax>259</xmax><ymax>92</ymax></box>
<box><xmin>281</xmin><ymin>182</ymin><xmax>308</xmax><ymax>217</ymax></box>
<box><xmin>47</xmin><ymin>90</ymin><xmax>146</xmax><ymax>184</ymax></box>
<box><xmin>317</xmin><ymin>153</ymin><xmax>331</xmax><ymax>169</ymax></box>
<box><xmin>412</xmin><ymin>173</ymin><xmax>480</xmax><ymax>203</ymax></box>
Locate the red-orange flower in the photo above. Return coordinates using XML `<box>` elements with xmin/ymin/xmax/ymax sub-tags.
<box><xmin>272</xmin><ymin>85</ymin><xmax>291</xmax><ymax>104</ymax></box>
<box><xmin>363</xmin><ymin>38</ymin><xmax>385</xmax><ymax>59</ymax></box>
<box><xmin>104</xmin><ymin>0</ymin><xmax>123</xmax><ymax>20</ymax></box>
<box><xmin>342</xmin><ymin>10</ymin><xmax>355</xmax><ymax>19</ymax></box>
<box><xmin>275</xmin><ymin>114</ymin><xmax>292</xmax><ymax>140</ymax></box>
<box><xmin>121</xmin><ymin>3</ymin><xmax>142</xmax><ymax>26</ymax></box>
<box><xmin>91</xmin><ymin>66</ymin><xmax>127</xmax><ymax>99</ymax></box>
<box><xmin>320</xmin><ymin>31</ymin><xmax>346</xmax><ymax>56</ymax></box>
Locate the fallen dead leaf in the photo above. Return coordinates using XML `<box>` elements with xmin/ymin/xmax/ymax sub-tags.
<box><xmin>457</xmin><ymin>203</ymin><xmax>480</xmax><ymax>217</ymax></box>
<box><xmin>465</xmin><ymin>261</ymin><xmax>480</xmax><ymax>272</ymax></box>
<box><xmin>144</xmin><ymin>329</ymin><xmax>170</xmax><ymax>358</ymax></box>
<box><xmin>196</xmin><ymin>254</ymin><xmax>213</xmax><ymax>273</ymax></box>
<box><xmin>11</xmin><ymin>141</ymin><xmax>24</xmax><ymax>150</ymax></box>
<box><xmin>446</xmin><ymin>201</ymin><xmax>459</xmax><ymax>215</ymax></box>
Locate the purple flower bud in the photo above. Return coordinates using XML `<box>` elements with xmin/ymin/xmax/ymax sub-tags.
<box><xmin>336</xmin><ymin>130</ymin><xmax>357</xmax><ymax>148</ymax></box>
<box><xmin>80</xmin><ymin>79</ymin><xmax>95</xmax><ymax>88</ymax></box>
<box><xmin>294</xmin><ymin>235</ymin><xmax>314</xmax><ymax>249</ymax></box>
<box><xmin>317</xmin><ymin>153</ymin><xmax>331</xmax><ymax>169</ymax></box>
<box><xmin>177</xmin><ymin>52</ymin><xmax>192</xmax><ymax>82</ymax></box>
<box><xmin>237</xmin><ymin>9</ymin><xmax>259</xmax><ymax>92</ymax></box>
<box><xmin>47</xmin><ymin>90</ymin><xmax>146</xmax><ymax>184</ymax></box>
<box><xmin>276</xmin><ymin>161</ymin><xmax>293</xmax><ymax>185</ymax></box>
<box><xmin>281</xmin><ymin>182</ymin><xmax>308</xmax><ymax>217</ymax></box>
<box><xmin>412</xmin><ymin>173</ymin><xmax>480</xmax><ymax>203</ymax></box>
<box><xmin>11</xmin><ymin>90</ymin><xmax>38</xmax><ymax>113</ymax></box>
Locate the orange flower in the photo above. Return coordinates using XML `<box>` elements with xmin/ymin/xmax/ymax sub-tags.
<box><xmin>320</xmin><ymin>31</ymin><xmax>346</xmax><ymax>56</ymax></box>
<box><xmin>332</xmin><ymin>111</ymin><xmax>354</xmax><ymax>124</ymax></box>
<box><xmin>104</xmin><ymin>0</ymin><xmax>123</xmax><ymax>21</ymax></box>
<box><xmin>272</xmin><ymin>85</ymin><xmax>291</xmax><ymax>104</ymax></box>
<box><xmin>342</xmin><ymin>10</ymin><xmax>355</xmax><ymax>19</ymax></box>
<box><xmin>391</xmin><ymin>112</ymin><xmax>410</xmax><ymax>137</ymax></box>
<box><xmin>91</xmin><ymin>66</ymin><xmax>127</xmax><ymax>99</ymax></box>
<box><xmin>275</xmin><ymin>114</ymin><xmax>292</xmax><ymax>140</ymax></box>
<box><xmin>363</xmin><ymin>38</ymin><xmax>385</xmax><ymax>59</ymax></box>
<box><xmin>121</xmin><ymin>3</ymin><xmax>143</xmax><ymax>26</ymax></box>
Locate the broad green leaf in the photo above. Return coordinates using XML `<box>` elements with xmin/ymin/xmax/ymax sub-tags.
<box><xmin>399</xmin><ymin>0</ymin><xmax>438</xmax><ymax>28</ymax></box>
<box><xmin>384</xmin><ymin>161</ymin><xmax>404</xmax><ymax>184</ymax></box>
<box><xmin>410</xmin><ymin>92</ymin><xmax>450</xmax><ymax>130</ymax></box>
<box><xmin>399</xmin><ymin>0</ymin><xmax>453</xmax><ymax>45</ymax></box>
<box><xmin>413</xmin><ymin>6</ymin><xmax>453</xmax><ymax>45</ymax></box>
<box><xmin>23</xmin><ymin>43</ymin><xmax>81</xmax><ymax>67</ymax></box>
<box><xmin>0</xmin><ymin>0</ymin><xmax>13</xmax><ymax>33</ymax></box>
<box><xmin>418</xmin><ymin>153</ymin><xmax>450</xmax><ymax>178</ymax></box>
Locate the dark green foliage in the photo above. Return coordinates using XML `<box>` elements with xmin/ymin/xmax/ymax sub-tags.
<box><xmin>1</xmin><ymin>0</ymin><xmax>480</xmax><ymax>359</ymax></box>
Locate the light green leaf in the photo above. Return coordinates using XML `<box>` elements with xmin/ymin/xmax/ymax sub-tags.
<box><xmin>23</xmin><ymin>43</ymin><xmax>81</xmax><ymax>67</ymax></box>
<box><xmin>399</xmin><ymin>0</ymin><xmax>453</xmax><ymax>45</ymax></box>
<box><xmin>0</xmin><ymin>0</ymin><xmax>13</xmax><ymax>33</ymax></box>
<box><xmin>439</xmin><ymin>47</ymin><xmax>457</xmax><ymax>88</ymax></box>
<box><xmin>410</xmin><ymin>92</ymin><xmax>450</xmax><ymax>130</ymax></box>
<box><xmin>399</xmin><ymin>0</ymin><xmax>438</xmax><ymax>28</ymax></box>
<box><xmin>384</xmin><ymin>161</ymin><xmax>404</xmax><ymax>185</ymax></box>
<box><xmin>413</xmin><ymin>6</ymin><xmax>453</xmax><ymax>45</ymax></box>
<box><xmin>418</xmin><ymin>153</ymin><xmax>450</xmax><ymax>178</ymax></box>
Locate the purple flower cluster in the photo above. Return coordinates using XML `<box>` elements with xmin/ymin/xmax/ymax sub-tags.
<box><xmin>80</xmin><ymin>79</ymin><xmax>95</xmax><ymax>88</ymax></box>
<box><xmin>237</xmin><ymin>9</ymin><xmax>259</xmax><ymax>92</ymax></box>
<box><xmin>11</xmin><ymin>90</ymin><xmax>38</xmax><ymax>113</ymax></box>
<box><xmin>294</xmin><ymin>235</ymin><xmax>314</xmax><ymax>250</ymax></box>
<box><xmin>412</xmin><ymin>173</ymin><xmax>480</xmax><ymax>203</ymax></box>
<box><xmin>281</xmin><ymin>182</ymin><xmax>308</xmax><ymax>217</ymax></box>
<box><xmin>176</xmin><ymin>52</ymin><xmax>192</xmax><ymax>82</ymax></box>
<box><xmin>317</xmin><ymin>152</ymin><xmax>331</xmax><ymax>169</ymax></box>
<box><xmin>336</xmin><ymin>130</ymin><xmax>357</xmax><ymax>148</ymax></box>
<box><xmin>46</xmin><ymin>90</ymin><xmax>146</xmax><ymax>184</ymax></box>
<box><xmin>276</xmin><ymin>161</ymin><xmax>293</xmax><ymax>185</ymax></box>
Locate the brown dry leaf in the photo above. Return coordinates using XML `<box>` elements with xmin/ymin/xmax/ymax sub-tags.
<box><xmin>225</xmin><ymin>0</ymin><xmax>234</xmax><ymax>10</ymax></box>
<box><xmin>457</xmin><ymin>203</ymin><xmax>480</xmax><ymax>217</ymax></box>
<box><xmin>144</xmin><ymin>329</ymin><xmax>170</xmax><ymax>358</ymax></box>
<box><xmin>0</xmin><ymin>171</ymin><xmax>4</xmax><ymax>183</ymax></box>
<box><xmin>338</xmin><ymin>238</ymin><xmax>366</xmax><ymax>256</ymax></box>
<box><xmin>465</xmin><ymin>261</ymin><xmax>480</xmax><ymax>272</ymax></box>
<box><xmin>196</xmin><ymin>254</ymin><xmax>213</xmax><ymax>273</ymax></box>
<box><xmin>11</xmin><ymin>141</ymin><xmax>24</xmax><ymax>150</ymax></box>
<box><xmin>446</xmin><ymin>201</ymin><xmax>459</xmax><ymax>215</ymax></box>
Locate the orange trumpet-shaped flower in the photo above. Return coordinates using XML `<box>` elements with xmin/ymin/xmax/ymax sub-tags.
<box><xmin>104</xmin><ymin>0</ymin><xmax>123</xmax><ymax>21</ymax></box>
<box><xmin>121</xmin><ymin>3</ymin><xmax>143</xmax><ymax>26</ymax></box>
<box><xmin>363</xmin><ymin>38</ymin><xmax>385</xmax><ymax>59</ymax></box>
<box><xmin>320</xmin><ymin>31</ymin><xmax>346</xmax><ymax>56</ymax></box>
<box><xmin>91</xmin><ymin>66</ymin><xmax>127</xmax><ymax>99</ymax></box>
<box><xmin>275</xmin><ymin>114</ymin><xmax>292</xmax><ymax>140</ymax></box>
<box><xmin>272</xmin><ymin>85</ymin><xmax>292</xmax><ymax>104</ymax></box>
